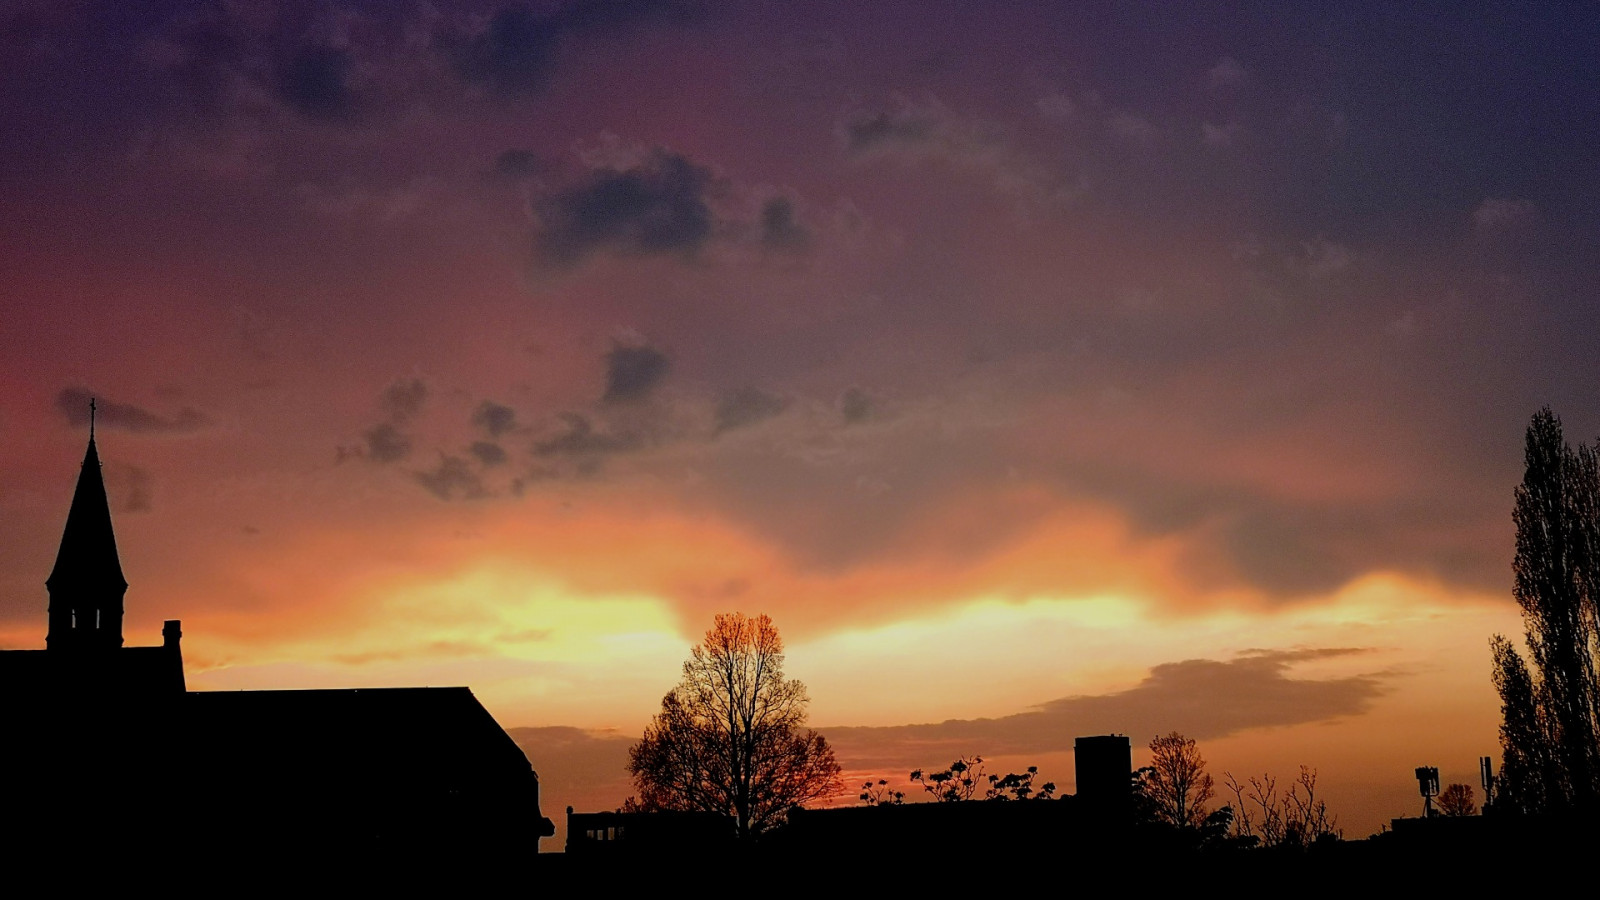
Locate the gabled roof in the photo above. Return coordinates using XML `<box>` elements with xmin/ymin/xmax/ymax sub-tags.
<box><xmin>179</xmin><ymin>686</ymin><xmax>538</xmax><ymax>792</ymax></box>
<box><xmin>46</xmin><ymin>437</ymin><xmax>125</xmax><ymax>593</ymax></box>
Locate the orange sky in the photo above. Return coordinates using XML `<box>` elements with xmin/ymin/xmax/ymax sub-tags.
<box><xmin>3</xmin><ymin>0</ymin><xmax>1599</xmax><ymax>846</ymax></box>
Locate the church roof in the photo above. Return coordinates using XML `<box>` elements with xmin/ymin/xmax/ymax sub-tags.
<box><xmin>179</xmin><ymin>686</ymin><xmax>537</xmax><ymax>785</ymax></box>
<box><xmin>0</xmin><ymin>645</ymin><xmax>185</xmax><ymax>699</ymax></box>
<box><xmin>46</xmin><ymin>436</ymin><xmax>126</xmax><ymax>593</ymax></box>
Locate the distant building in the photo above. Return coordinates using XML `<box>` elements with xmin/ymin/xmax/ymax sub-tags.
<box><xmin>782</xmin><ymin>734</ymin><xmax>1134</xmax><ymax>856</ymax></box>
<box><xmin>1075</xmin><ymin>733</ymin><xmax>1133</xmax><ymax>812</ymax></box>
<box><xmin>0</xmin><ymin>423</ymin><xmax>554</xmax><ymax>863</ymax></box>
<box><xmin>565</xmin><ymin>808</ymin><xmax>737</xmax><ymax>855</ymax></box>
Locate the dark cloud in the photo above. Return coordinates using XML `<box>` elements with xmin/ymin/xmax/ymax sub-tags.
<box><xmin>533</xmin><ymin>150</ymin><xmax>714</xmax><ymax>269</ymax></box>
<box><xmin>602</xmin><ymin>343</ymin><xmax>670</xmax><ymax>403</ymax></box>
<box><xmin>364</xmin><ymin>423</ymin><xmax>412</xmax><ymax>463</ymax></box>
<box><xmin>348</xmin><ymin>379</ymin><xmax>427</xmax><ymax>465</ymax></box>
<box><xmin>534</xmin><ymin>413</ymin><xmax>644</xmax><ymax>464</ymax></box>
<box><xmin>1062</xmin><ymin>459</ymin><xmax>1501</xmax><ymax>600</ymax></box>
<box><xmin>554</xmin><ymin>0</ymin><xmax>704</xmax><ymax>32</ymax></box>
<box><xmin>759</xmin><ymin>196</ymin><xmax>810</xmax><ymax>251</ymax></box>
<box><xmin>472</xmin><ymin>400</ymin><xmax>518</xmax><ymax>437</ymax></box>
<box><xmin>469</xmin><ymin>441</ymin><xmax>508</xmax><ymax>466</ymax></box>
<box><xmin>104</xmin><ymin>463</ymin><xmax>153</xmax><ymax>513</ymax></box>
<box><xmin>1216</xmin><ymin>507</ymin><xmax>1363</xmax><ymax>597</ymax></box>
<box><xmin>824</xmin><ymin>649</ymin><xmax>1386</xmax><ymax>767</ymax></box>
<box><xmin>509</xmin><ymin>725</ymin><xmax>634</xmax><ymax>795</ymax></box>
<box><xmin>839</xmin><ymin>387</ymin><xmax>873</xmax><ymax>425</ymax></box>
<box><xmin>134</xmin><ymin>2</ymin><xmax>442</xmax><ymax>128</ymax></box>
<box><xmin>456</xmin><ymin>5</ymin><xmax>560</xmax><ymax>96</ymax></box>
<box><xmin>508</xmin><ymin>726</ymin><xmax>636</xmax><ymax>846</ymax></box>
<box><xmin>380</xmin><ymin>379</ymin><xmax>427</xmax><ymax>424</ymax></box>
<box><xmin>492</xmin><ymin>148</ymin><xmax>548</xmax><ymax>179</ymax></box>
<box><xmin>276</xmin><ymin>46</ymin><xmax>354</xmax><ymax>119</ymax></box>
<box><xmin>55</xmin><ymin>388</ymin><xmax>209</xmax><ymax>435</ymax></box>
<box><xmin>844</xmin><ymin>109</ymin><xmax>938</xmax><ymax>154</ymax></box>
<box><xmin>713</xmin><ymin>387</ymin><xmax>789</xmax><ymax>435</ymax></box>
<box><xmin>458</xmin><ymin>1</ymin><xmax>702</xmax><ymax>98</ymax></box>
<box><xmin>415</xmin><ymin>455</ymin><xmax>487</xmax><ymax>501</ymax></box>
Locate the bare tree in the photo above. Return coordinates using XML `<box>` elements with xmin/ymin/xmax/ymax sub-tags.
<box><xmin>1142</xmin><ymin>732</ymin><xmax>1215</xmax><ymax>828</ymax></box>
<box><xmin>628</xmin><ymin>612</ymin><xmax>843</xmax><ymax>837</ymax></box>
<box><xmin>1224</xmin><ymin>766</ymin><xmax>1340</xmax><ymax>847</ymax></box>
<box><xmin>1438</xmin><ymin>783</ymin><xmax>1477</xmax><ymax>817</ymax></box>
<box><xmin>1224</xmin><ymin>771</ymin><xmax>1284</xmax><ymax>847</ymax></box>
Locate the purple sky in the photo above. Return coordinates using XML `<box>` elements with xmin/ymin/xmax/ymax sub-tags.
<box><xmin>2</xmin><ymin>0</ymin><xmax>1597</xmax><ymax>841</ymax></box>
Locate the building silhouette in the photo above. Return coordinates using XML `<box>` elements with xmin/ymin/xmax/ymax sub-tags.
<box><xmin>0</xmin><ymin>421</ymin><xmax>554</xmax><ymax>868</ymax></box>
<box><xmin>0</xmin><ymin>430</ymin><xmax>185</xmax><ymax>694</ymax></box>
<box><xmin>565</xmin><ymin>807</ymin><xmax>736</xmax><ymax>855</ymax></box>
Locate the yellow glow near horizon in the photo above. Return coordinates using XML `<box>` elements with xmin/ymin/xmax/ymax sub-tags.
<box><xmin>189</xmin><ymin>562</ymin><xmax>692</xmax><ymax>725</ymax></box>
<box><xmin>792</xmin><ymin>571</ymin><xmax>1520</xmax><ymax>728</ymax></box>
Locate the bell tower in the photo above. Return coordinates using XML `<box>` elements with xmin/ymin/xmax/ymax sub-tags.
<box><xmin>45</xmin><ymin>400</ymin><xmax>127</xmax><ymax>651</ymax></box>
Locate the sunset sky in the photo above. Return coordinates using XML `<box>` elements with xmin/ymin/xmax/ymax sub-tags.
<box><xmin>3</xmin><ymin>1</ymin><xmax>1598</xmax><ymax>841</ymax></box>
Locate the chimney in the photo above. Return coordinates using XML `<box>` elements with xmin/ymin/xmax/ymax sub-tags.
<box><xmin>162</xmin><ymin>619</ymin><xmax>182</xmax><ymax>649</ymax></box>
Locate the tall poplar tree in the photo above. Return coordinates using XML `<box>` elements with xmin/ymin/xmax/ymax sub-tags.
<box><xmin>1493</xmin><ymin>408</ymin><xmax>1600</xmax><ymax>813</ymax></box>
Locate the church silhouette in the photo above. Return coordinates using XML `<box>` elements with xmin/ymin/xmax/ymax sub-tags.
<box><xmin>0</xmin><ymin>414</ymin><xmax>555</xmax><ymax>870</ymax></box>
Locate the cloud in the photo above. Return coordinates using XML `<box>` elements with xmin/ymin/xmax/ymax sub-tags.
<box><xmin>553</xmin><ymin>0</ymin><xmax>704</xmax><ymax>33</ymax></box>
<box><xmin>472</xmin><ymin>400</ymin><xmax>518</xmax><ymax>437</ymax></box>
<box><xmin>346</xmin><ymin>379</ymin><xmax>428</xmax><ymax>465</ymax></box>
<box><xmin>840</xmin><ymin>97</ymin><xmax>1075</xmax><ymax>206</ymax></box>
<box><xmin>533</xmin><ymin>150</ymin><xmax>715</xmax><ymax>269</ymax></box>
<box><xmin>603</xmin><ymin>343</ymin><xmax>670</xmax><ymax>403</ymax></box>
<box><xmin>502</xmin><ymin>652</ymin><xmax>1385</xmax><ymax>829</ymax></box>
<box><xmin>492</xmin><ymin>149</ymin><xmax>548</xmax><ymax>180</ymax></box>
<box><xmin>276</xmin><ymin>46</ymin><xmax>354</xmax><ymax>119</ymax></box>
<box><xmin>844</xmin><ymin>108</ymin><xmax>940</xmax><ymax>154</ymax></box>
<box><xmin>457</xmin><ymin>1</ymin><xmax>702</xmax><ymax>97</ymax></box>
<box><xmin>138</xmin><ymin>1</ymin><xmax>445</xmax><ymax>131</ymax></box>
<box><xmin>1201</xmin><ymin>121</ymin><xmax>1239</xmax><ymax>150</ymax></box>
<box><xmin>455</xmin><ymin>5</ymin><xmax>560</xmax><ymax>97</ymax></box>
<box><xmin>1109</xmin><ymin>112</ymin><xmax>1157</xmax><ymax>148</ymax></box>
<box><xmin>839</xmin><ymin>387</ymin><xmax>874</xmax><ymax>425</ymax></box>
<box><xmin>364</xmin><ymin>423</ymin><xmax>412</xmax><ymax>463</ymax></box>
<box><xmin>380</xmin><ymin>379</ymin><xmax>428</xmax><ymax>424</ymax></box>
<box><xmin>104</xmin><ymin>463</ymin><xmax>153</xmax><ymax>513</ymax></box>
<box><xmin>1206</xmin><ymin>57</ymin><xmax>1249</xmax><ymax>91</ymax></box>
<box><xmin>759</xmin><ymin>196</ymin><xmax>810</xmax><ymax>251</ymax></box>
<box><xmin>824</xmin><ymin>649</ymin><xmax>1387</xmax><ymax>767</ymax></box>
<box><xmin>414</xmin><ymin>455</ymin><xmax>487</xmax><ymax>501</ymax></box>
<box><xmin>55</xmin><ymin>388</ymin><xmax>209</xmax><ymax>435</ymax></box>
<box><xmin>534</xmin><ymin>413</ymin><xmax>644</xmax><ymax>466</ymax></box>
<box><xmin>1473</xmin><ymin>197</ymin><xmax>1537</xmax><ymax>233</ymax></box>
<box><xmin>469</xmin><ymin>441</ymin><xmax>508</xmax><ymax>466</ymax></box>
<box><xmin>713</xmin><ymin>387</ymin><xmax>789</xmax><ymax>435</ymax></box>
<box><xmin>1035</xmin><ymin>93</ymin><xmax>1075</xmax><ymax>120</ymax></box>
<box><xmin>1298</xmin><ymin>237</ymin><xmax>1352</xmax><ymax>281</ymax></box>
<box><xmin>508</xmin><ymin>726</ymin><xmax>636</xmax><ymax>844</ymax></box>
<box><xmin>510</xmin><ymin>725</ymin><xmax>635</xmax><ymax>793</ymax></box>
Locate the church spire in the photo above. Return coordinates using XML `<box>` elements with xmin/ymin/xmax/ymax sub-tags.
<box><xmin>46</xmin><ymin>403</ymin><xmax>127</xmax><ymax>650</ymax></box>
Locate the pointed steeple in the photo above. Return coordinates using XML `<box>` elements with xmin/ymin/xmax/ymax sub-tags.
<box><xmin>46</xmin><ymin>411</ymin><xmax>127</xmax><ymax>650</ymax></box>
